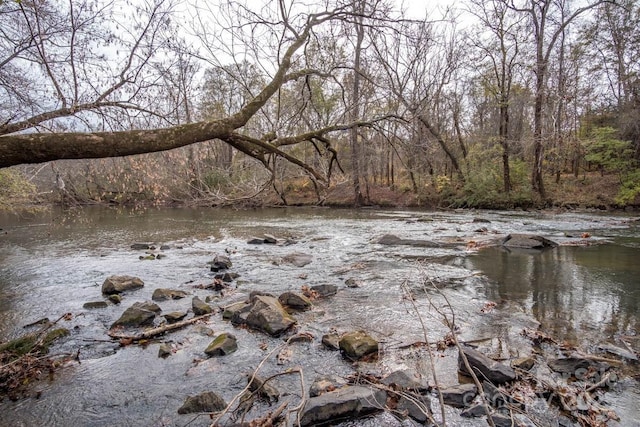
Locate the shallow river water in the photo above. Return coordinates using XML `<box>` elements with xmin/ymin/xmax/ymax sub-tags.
<box><xmin>0</xmin><ymin>207</ymin><xmax>638</xmax><ymax>426</ymax></box>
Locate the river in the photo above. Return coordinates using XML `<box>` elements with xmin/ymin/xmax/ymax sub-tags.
<box><xmin>0</xmin><ymin>207</ymin><xmax>638</xmax><ymax>426</ymax></box>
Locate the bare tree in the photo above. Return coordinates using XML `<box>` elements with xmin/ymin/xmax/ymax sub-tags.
<box><xmin>470</xmin><ymin>0</ymin><xmax>525</xmax><ymax>193</ymax></box>
<box><xmin>508</xmin><ymin>0</ymin><xmax>612</xmax><ymax>198</ymax></box>
<box><xmin>0</xmin><ymin>0</ymin><xmax>390</xmax><ymax>196</ymax></box>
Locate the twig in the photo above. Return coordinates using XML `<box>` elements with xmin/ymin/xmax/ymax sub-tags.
<box><xmin>417</xmin><ymin>268</ymin><xmax>497</xmax><ymax>427</ymax></box>
<box><xmin>209</xmin><ymin>343</ymin><xmax>285</xmax><ymax>426</ymax></box>
<box><xmin>400</xmin><ymin>279</ymin><xmax>447</xmax><ymax>426</ymax></box>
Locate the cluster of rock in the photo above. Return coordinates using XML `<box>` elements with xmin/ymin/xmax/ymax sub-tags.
<box><xmin>81</xmin><ymin>232</ymin><xmax>625</xmax><ymax>427</ymax></box>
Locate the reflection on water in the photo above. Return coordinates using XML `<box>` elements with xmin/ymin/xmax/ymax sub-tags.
<box><xmin>467</xmin><ymin>244</ymin><xmax>640</xmax><ymax>347</ymax></box>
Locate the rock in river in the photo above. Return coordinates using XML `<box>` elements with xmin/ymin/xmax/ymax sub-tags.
<box><xmin>282</xmin><ymin>252</ymin><xmax>313</xmax><ymax>267</ymax></box>
<box><xmin>299</xmin><ymin>385</ymin><xmax>386</xmax><ymax>426</ymax></box>
<box><xmin>339</xmin><ymin>331</ymin><xmax>378</xmax><ymax>360</ymax></box>
<box><xmin>177</xmin><ymin>391</ymin><xmax>226</xmax><ymax>414</ymax></box>
<box><xmin>311</xmin><ymin>284</ymin><xmax>338</xmax><ymax>297</ymax></box>
<box><xmin>458</xmin><ymin>346</ymin><xmax>516</xmax><ymax>384</ymax></box>
<box><xmin>83</xmin><ymin>301</ymin><xmax>108</xmax><ymax>309</ymax></box>
<box><xmin>111</xmin><ymin>301</ymin><xmax>159</xmax><ymax>328</ymax></box>
<box><xmin>501</xmin><ymin>234</ymin><xmax>558</xmax><ymax>250</ymax></box>
<box><xmin>204</xmin><ymin>333</ymin><xmax>237</xmax><ymax>357</ymax></box>
<box><xmin>152</xmin><ymin>288</ymin><xmax>189</xmax><ymax>301</ymax></box>
<box><xmin>164</xmin><ymin>311</ymin><xmax>187</xmax><ymax>323</ymax></box>
<box><xmin>245</xmin><ymin>295</ymin><xmax>296</xmax><ymax>336</ymax></box>
<box><xmin>440</xmin><ymin>383</ymin><xmax>477</xmax><ymax>408</ymax></box>
<box><xmin>278</xmin><ymin>291</ymin><xmax>312</xmax><ymax>310</ymax></box>
<box><xmin>101</xmin><ymin>275</ymin><xmax>144</xmax><ymax>295</ymax></box>
<box><xmin>210</xmin><ymin>255</ymin><xmax>232</xmax><ymax>272</ymax></box>
<box><xmin>192</xmin><ymin>296</ymin><xmax>214</xmax><ymax>315</ymax></box>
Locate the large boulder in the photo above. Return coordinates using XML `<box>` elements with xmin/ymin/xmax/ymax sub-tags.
<box><xmin>339</xmin><ymin>331</ymin><xmax>378</xmax><ymax>360</ymax></box>
<box><xmin>152</xmin><ymin>288</ymin><xmax>189</xmax><ymax>301</ymax></box>
<box><xmin>299</xmin><ymin>386</ymin><xmax>386</xmax><ymax>427</ymax></box>
<box><xmin>111</xmin><ymin>302</ymin><xmax>159</xmax><ymax>328</ymax></box>
<box><xmin>102</xmin><ymin>275</ymin><xmax>144</xmax><ymax>295</ymax></box>
<box><xmin>177</xmin><ymin>391</ymin><xmax>227</xmax><ymax>414</ymax></box>
<box><xmin>501</xmin><ymin>234</ymin><xmax>558</xmax><ymax>250</ymax></box>
<box><xmin>245</xmin><ymin>295</ymin><xmax>296</xmax><ymax>336</ymax></box>
<box><xmin>458</xmin><ymin>347</ymin><xmax>516</xmax><ymax>384</ymax></box>
<box><xmin>204</xmin><ymin>333</ymin><xmax>237</xmax><ymax>357</ymax></box>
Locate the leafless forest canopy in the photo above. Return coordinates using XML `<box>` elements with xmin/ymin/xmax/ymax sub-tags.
<box><xmin>0</xmin><ymin>0</ymin><xmax>639</xmax><ymax>208</ymax></box>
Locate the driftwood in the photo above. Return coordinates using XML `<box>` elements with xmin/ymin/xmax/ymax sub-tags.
<box><xmin>107</xmin><ymin>314</ymin><xmax>212</xmax><ymax>342</ymax></box>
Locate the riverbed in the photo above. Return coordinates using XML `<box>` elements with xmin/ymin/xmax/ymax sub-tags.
<box><xmin>0</xmin><ymin>207</ymin><xmax>638</xmax><ymax>426</ymax></box>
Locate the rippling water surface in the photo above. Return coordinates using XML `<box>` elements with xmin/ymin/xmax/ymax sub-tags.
<box><xmin>0</xmin><ymin>207</ymin><xmax>638</xmax><ymax>426</ymax></box>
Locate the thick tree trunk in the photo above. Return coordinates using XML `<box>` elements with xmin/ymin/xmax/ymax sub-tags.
<box><xmin>350</xmin><ymin>0</ymin><xmax>365</xmax><ymax>207</ymax></box>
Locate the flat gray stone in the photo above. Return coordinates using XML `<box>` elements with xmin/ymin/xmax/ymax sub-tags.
<box><xmin>300</xmin><ymin>386</ymin><xmax>386</xmax><ymax>426</ymax></box>
<box><xmin>440</xmin><ymin>383</ymin><xmax>477</xmax><ymax>408</ymax></box>
<box><xmin>459</xmin><ymin>347</ymin><xmax>516</xmax><ymax>384</ymax></box>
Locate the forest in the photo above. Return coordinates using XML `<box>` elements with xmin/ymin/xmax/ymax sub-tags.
<box><xmin>0</xmin><ymin>0</ymin><xmax>639</xmax><ymax>210</ymax></box>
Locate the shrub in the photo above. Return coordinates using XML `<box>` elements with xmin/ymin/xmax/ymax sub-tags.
<box><xmin>0</xmin><ymin>169</ymin><xmax>38</xmax><ymax>212</ymax></box>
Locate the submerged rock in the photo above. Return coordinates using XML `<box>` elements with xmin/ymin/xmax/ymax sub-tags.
<box><xmin>282</xmin><ymin>252</ymin><xmax>313</xmax><ymax>267</ymax></box>
<box><xmin>204</xmin><ymin>333</ymin><xmax>237</xmax><ymax>357</ymax></box>
<box><xmin>101</xmin><ymin>275</ymin><xmax>144</xmax><ymax>295</ymax></box>
<box><xmin>311</xmin><ymin>284</ymin><xmax>338</xmax><ymax>297</ymax></box>
<box><xmin>177</xmin><ymin>391</ymin><xmax>226</xmax><ymax>414</ymax></box>
<box><xmin>376</xmin><ymin>234</ymin><xmax>444</xmax><ymax>248</ymax></box>
<box><xmin>83</xmin><ymin>301</ymin><xmax>108</xmax><ymax>309</ymax></box>
<box><xmin>339</xmin><ymin>331</ymin><xmax>378</xmax><ymax>360</ymax></box>
<box><xmin>299</xmin><ymin>386</ymin><xmax>386</xmax><ymax>427</ymax></box>
<box><xmin>459</xmin><ymin>347</ymin><xmax>516</xmax><ymax>384</ymax></box>
<box><xmin>130</xmin><ymin>243</ymin><xmax>151</xmax><ymax>250</ymax></box>
<box><xmin>152</xmin><ymin>288</ymin><xmax>189</xmax><ymax>301</ymax></box>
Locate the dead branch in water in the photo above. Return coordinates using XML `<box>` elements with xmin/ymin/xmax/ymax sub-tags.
<box><xmin>107</xmin><ymin>314</ymin><xmax>212</xmax><ymax>342</ymax></box>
